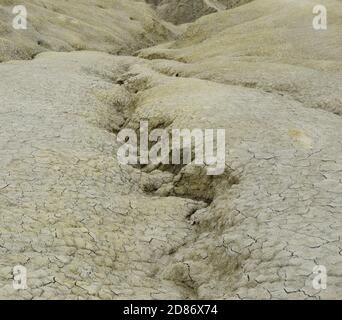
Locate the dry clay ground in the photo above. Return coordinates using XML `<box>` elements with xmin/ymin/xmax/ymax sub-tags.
<box><xmin>0</xmin><ymin>0</ymin><xmax>342</xmax><ymax>299</ymax></box>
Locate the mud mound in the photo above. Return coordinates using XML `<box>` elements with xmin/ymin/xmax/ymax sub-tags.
<box><xmin>146</xmin><ymin>0</ymin><xmax>253</xmax><ymax>24</ymax></box>
<box><xmin>140</xmin><ymin>0</ymin><xmax>342</xmax><ymax>114</ymax></box>
<box><xmin>0</xmin><ymin>0</ymin><xmax>175</xmax><ymax>62</ymax></box>
<box><xmin>0</xmin><ymin>0</ymin><xmax>341</xmax><ymax>300</ymax></box>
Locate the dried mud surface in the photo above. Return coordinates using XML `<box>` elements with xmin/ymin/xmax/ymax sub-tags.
<box><xmin>0</xmin><ymin>0</ymin><xmax>341</xmax><ymax>299</ymax></box>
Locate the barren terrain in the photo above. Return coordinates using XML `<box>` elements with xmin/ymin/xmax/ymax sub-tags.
<box><xmin>0</xmin><ymin>0</ymin><xmax>341</xmax><ymax>299</ymax></box>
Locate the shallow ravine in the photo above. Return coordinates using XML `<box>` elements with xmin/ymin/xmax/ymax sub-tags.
<box><xmin>1</xmin><ymin>48</ymin><xmax>340</xmax><ymax>299</ymax></box>
<box><xmin>0</xmin><ymin>52</ymin><xmax>209</xmax><ymax>299</ymax></box>
<box><xmin>0</xmin><ymin>0</ymin><xmax>177</xmax><ymax>63</ymax></box>
<box><xmin>104</xmin><ymin>55</ymin><xmax>342</xmax><ymax>299</ymax></box>
<box><xmin>0</xmin><ymin>0</ymin><xmax>342</xmax><ymax>300</ymax></box>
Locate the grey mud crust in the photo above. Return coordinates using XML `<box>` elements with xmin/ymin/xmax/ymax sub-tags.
<box><xmin>1</xmin><ymin>0</ymin><xmax>342</xmax><ymax>300</ymax></box>
<box><xmin>1</xmin><ymin>50</ymin><xmax>341</xmax><ymax>299</ymax></box>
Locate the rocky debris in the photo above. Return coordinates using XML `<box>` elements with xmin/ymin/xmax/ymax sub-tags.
<box><xmin>0</xmin><ymin>0</ymin><xmax>341</xmax><ymax>299</ymax></box>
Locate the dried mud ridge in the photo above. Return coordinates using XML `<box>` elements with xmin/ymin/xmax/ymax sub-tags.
<box><xmin>109</xmin><ymin>63</ymin><xmax>239</xmax><ymax>205</ymax></box>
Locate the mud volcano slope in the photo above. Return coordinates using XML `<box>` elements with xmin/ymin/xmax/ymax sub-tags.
<box><xmin>146</xmin><ymin>0</ymin><xmax>253</xmax><ymax>24</ymax></box>
<box><xmin>140</xmin><ymin>0</ymin><xmax>342</xmax><ymax>114</ymax></box>
<box><xmin>0</xmin><ymin>0</ymin><xmax>342</xmax><ymax>299</ymax></box>
<box><xmin>0</xmin><ymin>0</ymin><xmax>175</xmax><ymax>62</ymax></box>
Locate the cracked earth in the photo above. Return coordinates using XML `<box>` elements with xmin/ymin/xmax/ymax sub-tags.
<box><xmin>0</xmin><ymin>0</ymin><xmax>342</xmax><ymax>299</ymax></box>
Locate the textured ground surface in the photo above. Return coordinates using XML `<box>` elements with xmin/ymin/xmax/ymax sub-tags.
<box><xmin>0</xmin><ymin>52</ymin><xmax>208</xmax><ymax>299</ymax></box>
<box><xmin>0</xmin><ymin>0</ymin><xmax>176</xmax><ymax>62</ymax></box>
<box><xmin>0</xmin><ymin>0</ymin><xmax>342</xmax><ymax>299</ymax></box>
<box><xmin>146</xmin><ymin>0</ymin><xmax>253</xmax><ymax>24</ymax></box>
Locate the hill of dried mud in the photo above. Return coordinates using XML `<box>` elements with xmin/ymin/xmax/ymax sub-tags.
<box><xmin>0</xmin><ymin>0</ymin><xmax>341</xmax><ymax>299</ymax></box>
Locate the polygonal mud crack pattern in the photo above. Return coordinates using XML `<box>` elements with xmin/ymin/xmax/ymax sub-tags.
<box><xmin>1</xmin><ymin>50</ymin><xmax>342</xmax><ymax>299</ymax></box>
<box><xmin>102</xmin><ymin>55</ymin><xmax>342</xmax><ymax>299</ymax></box>
<box><xmin>1</xmin><ymin>0</ymin><xmax>342</xmax><ymax>298</ymax></box>
<box><xmin>0</xmin><ymin>52</ymin><xmax>207</xmax><ymax>299</ymax></box>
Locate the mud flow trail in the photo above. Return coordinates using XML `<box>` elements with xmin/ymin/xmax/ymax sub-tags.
<box><xmin>0</xmin><ymin>0</ymin><xmax>342</xmax><ymax>299</ymax></box>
